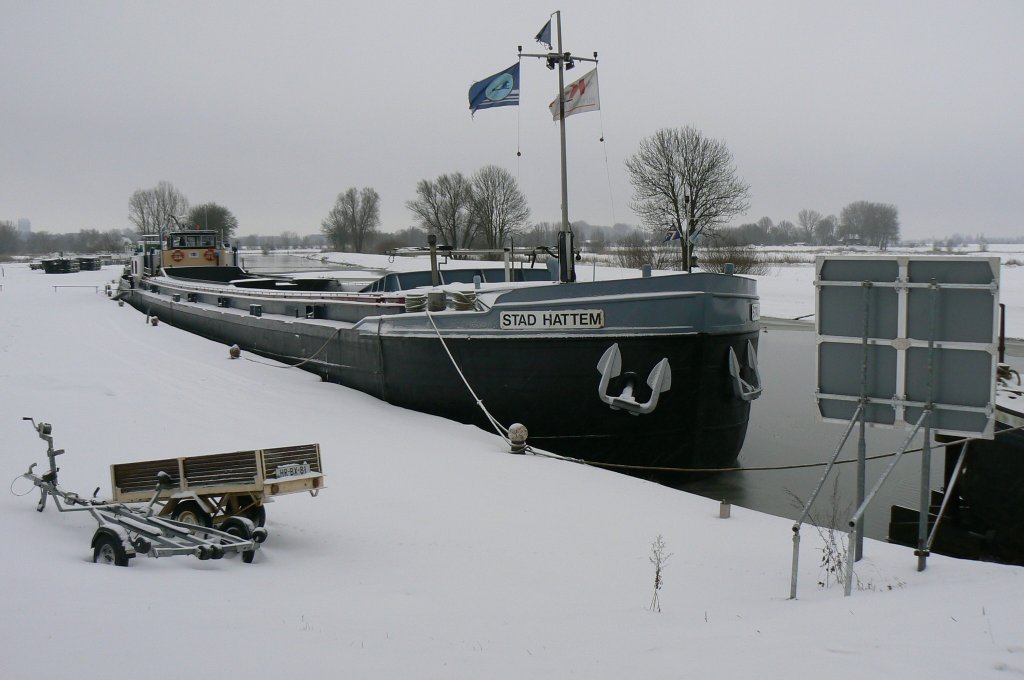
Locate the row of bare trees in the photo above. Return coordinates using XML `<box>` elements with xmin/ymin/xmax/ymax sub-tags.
<box><xmin>319</xmin><ymin>166</ymin><xmax>530</xmax><ymax>254</ymax></box>
<box><xmin>720</xmin><ymin>202</ymin><xmax>899</xmax><ymax>248</ymax></box>
<box><xmin>0</xmin><ymin>222</ymin><xmax>136</xmax><ymax>256</ymax></box>
<box><xmin>127</xmin><ymin>181</ymin><xmax>239</xmax><ymax>239</ymax></box>
<box><xmin>405</xmin><ymin>165</ymin><xmax>530</xmax><ymax>250</ymax></box>
<box><xmin>623</xmin><ymin>127</ymin><xmax>900</xmax><ymax>257</ymax></box>
<box><xmin>119</xmin><ymin>127</ymin><xmax>897</xmax><ymax>260</ymax></box>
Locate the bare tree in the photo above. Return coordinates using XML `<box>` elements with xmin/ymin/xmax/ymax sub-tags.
<box><xmin>128</xmin><ymin>181</ymin><xmax>189</xmax><ymax>234</ymax></box>
<box><xmin>186</xmin><ymin>202</ymin><xmax>240</xmax><ymax>239</ymax></box>
<box><xmin>814</xmin><ymin>214</ymin><xmax>838</xmax><ymax>245</ymax></box>
<box><xmin>625</xmin><ymin>127</ymin><xmax>750</xmax><ymax>270</ymax></box>
<box><xmin>796</xmin><ymin>209</ymin><xmax>822</xmax><ymax>243</ymax></box>
<box><xmin>406</xmin><ymin>173</ymin><xmax>477</xmax><ymax>248</ymax></box>
<box><xmin>0</xmin><ymin>220</ymin><xmax>20</xmax><ymax>255</ymax></box>
<box><xmin>839</xmin><ymin>201</ymin><xmax>900</xmax><ymax>249</ymax></box>
<box><xmin>470</xmin><ymin>165</ymin><xmax>530</xmax><ymax>249</ymax></box>
<box><xmin>772</xmin><ymin>219</ymin><xmax>797</xmax><ymax>245</ymax></box>
<box><xmin>321</xmin><ymin>187</ymin><xmax>381</xmax><ymax>252</ymax></box>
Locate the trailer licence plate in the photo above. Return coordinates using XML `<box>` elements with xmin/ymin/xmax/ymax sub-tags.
<box><xmin>276</xmin><ymin>462</ymin><xmax>311</xmax><ymax>478</ymax></box>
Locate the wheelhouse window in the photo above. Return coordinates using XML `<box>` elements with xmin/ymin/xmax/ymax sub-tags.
<box><xmin>169</xmin><ymin>232</ymin><xmax>218</xmax><ymax>249</ymax></box>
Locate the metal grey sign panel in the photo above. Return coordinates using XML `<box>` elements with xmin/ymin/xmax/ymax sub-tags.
<box><xmin>815</xmin><ymin>255</ymin><xmax>999</xmax><ymax>438</ymax></box>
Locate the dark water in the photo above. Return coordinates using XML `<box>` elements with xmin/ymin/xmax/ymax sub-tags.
<box><xmin>677</xmin><ymin>324</ymin><xmax>932</xmax><ymax>540</ymax></box>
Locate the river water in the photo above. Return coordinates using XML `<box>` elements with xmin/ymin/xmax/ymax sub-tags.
<box><xmin>676</xmin><ymin>322</ymin><xmax>1024</xmax><ymax>541</ymax></box>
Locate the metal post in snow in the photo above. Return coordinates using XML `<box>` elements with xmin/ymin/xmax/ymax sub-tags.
<box><xmin>917</xmin><ymin>280</ymin><xmax>940</xmax><ymax>572</ymax></box>
<box><xmin>845</xmin><ymin>409</ymin><xmax>931</xmax><ymax>596</ymax></box>
<box><xmin>790</xmin><ymin>402</ymin><xmax>864</xmax><ymax>600</ymax></box>
<box><xmin>856</xmin><ymin>281</ymin><xmax>871</xmax><ymax>561</ymax></box>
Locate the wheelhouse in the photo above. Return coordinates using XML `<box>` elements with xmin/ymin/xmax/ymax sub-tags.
<box><xmin>160</xmin><ymin>230</ymin><xmax>227</xmax><ymax>269</ymax></box>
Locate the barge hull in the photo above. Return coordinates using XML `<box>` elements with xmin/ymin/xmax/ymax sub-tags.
<box><xmin>122</xmin><ymin>274</ymin><xmax>758</xmax><ymax>472</ymax></box>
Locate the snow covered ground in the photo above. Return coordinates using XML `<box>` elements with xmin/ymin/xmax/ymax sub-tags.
<box><xmin>2</xmin><ymin>260</ymin><xmax>1023</xmax><ymax>679</ymax></box>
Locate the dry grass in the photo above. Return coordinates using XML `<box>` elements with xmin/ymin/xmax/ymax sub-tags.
<box><xmin>698</xmin><ymin>244</ymin><xmax>773</xmax><ymax>275</ymax></box>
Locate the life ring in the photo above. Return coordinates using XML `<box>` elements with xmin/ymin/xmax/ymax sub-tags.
<box><xmin>204</xmin><ymin>249</ymin><xmax>217</xmax><ymax>262</ymax></box>
<box><xmin>171</xmin><ymin>250</ymin><xmax>185</xmax><ymax>262</ymax></box>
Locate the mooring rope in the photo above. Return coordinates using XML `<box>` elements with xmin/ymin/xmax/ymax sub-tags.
<box><xmin>521</xmin><ymin>423</ymin><xmax>1024</xmax><ymax>474</ymax></box>
<box><xmin>424</xmin><ymin>310</ymin><xmax>512</xmax><ymax>443</ymax></box>
<box><xmin>243</xmin><ymin>327</ymin><xmax>343</xmax><ymax>369</ymax></box>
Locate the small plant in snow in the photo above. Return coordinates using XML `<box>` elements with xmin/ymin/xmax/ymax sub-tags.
<box><xmin>649</xmin><ymin>534</ymin><xmax>672</xmax><ymax>612</ymax></box>
<box><xmin>786</xmin><ymin>479</ymin><xmax>858</xmax><ymax>590</ymax></box>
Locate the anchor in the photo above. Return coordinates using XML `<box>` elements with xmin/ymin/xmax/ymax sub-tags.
<box><xmin>596</xmin><ymin>343</ymin><xmax>672</xmax><ymax>415</ymax></box>
<box><xmin>727</xmin><ymin>340</ymin><xmax>763</xmax><ymax>401</ymax></box>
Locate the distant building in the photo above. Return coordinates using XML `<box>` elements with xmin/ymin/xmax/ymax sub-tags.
<box><xmin>17</xmin><ymin>218</ymin><xmax>31</xmax><ymax>234</ymax></box>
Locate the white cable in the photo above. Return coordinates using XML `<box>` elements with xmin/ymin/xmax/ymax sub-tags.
<box><xmin>425</xmin><ymin>310</ymin><xmax>511</xmax><ymax>442</ymax></box>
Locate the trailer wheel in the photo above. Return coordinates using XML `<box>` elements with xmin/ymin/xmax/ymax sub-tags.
<box><xmin>248</xmin><ymin>504</ymin><xmax>267</xmax><ymax>527</ymax></box>
<box><xmin>235</xmin><ymin>497</ymin><xmax>266</xmax><ymax>528</ymax></box>
<box><xmin>221</xmin><ymin>517</ymin><xmax>254</xmax><ymax>539</ymax></box>
<box><xmin>221</xmin><ymin>517</ymin><xmax>257</xmax><ymax>564</ymax></box>
<box><xmin>172</xmin><ymin>500</ymin><xmax>211</xmax><ymax>527</ymax></box>
<box><xmin>93</xmin><ymin>533</ymin><xmax>129</xmax><ymax>567</ymax></box>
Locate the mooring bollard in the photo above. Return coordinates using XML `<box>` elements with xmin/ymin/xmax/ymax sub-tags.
<box><xmin>719</xmin><ymin>500</ymin><xmax>731</xmax><ymax>519</ymax></box>
<box><xmin>150</xmin><ymin>316</ymin><xmax>159</xmax><ymax>326</ymax></box>
<box><xmin>508</xmin><ymin>423</ymin><xmax>528</xmax><ymax>454</ymax></box>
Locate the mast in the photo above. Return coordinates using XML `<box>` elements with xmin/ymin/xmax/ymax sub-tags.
<box><xmin>554</xmin><ymin>12</ymin><xmax>572</xmax><ymax>283</ymax></box>
<box><xmin>519</xmin><ymin>11</ymin><xmax>598</xmax><ymax>284</ymax></box>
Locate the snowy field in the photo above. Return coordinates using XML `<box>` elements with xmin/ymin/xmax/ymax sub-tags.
<box><xmin>2</xmin><ymin>260</ymin><xmax>1023</xmax><ymax>679</ymax></box>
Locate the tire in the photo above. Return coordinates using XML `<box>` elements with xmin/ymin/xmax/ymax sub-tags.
<box><xmin>93</xmin><ymin>532</ymin><xmax>129</xmax><ymax>567</ymax></box>
<box><xmin>233</xmin><ymin>495</ymin><xmax>266</xmax><ymax>527</ymax></box>
<box><xmin>221</xmin><ymin>517</ymin><xmax>257</xmax><ymax>563</ymax></box>
<box><xmin>247</xmin><ymin>504</ymin><xmax>267</xmax><ymax>528</ymax></box>
<box><xmin>221</xmin><ymin>517</ymin><xmax>253</xmax><ymax>540</ymax></box>
<box><xmin>171</xmin><ymin>500</ymin><xmax>212</xmax><ymax>527</ymax></box>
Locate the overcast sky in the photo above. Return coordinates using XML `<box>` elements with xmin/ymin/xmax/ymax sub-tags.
<box><xmin>2</xmin><ymin>1</ymin><xmax>1021</xmax><ymax>239</ymax></box>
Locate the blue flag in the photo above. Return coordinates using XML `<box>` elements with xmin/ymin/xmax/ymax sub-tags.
<box><xmin>468</xmin><ymin>63</ymin><xmax>520</xmax><ymax>115</ymax></box>
<box><xmin>664</xmin><ymin>227</ymin><xmax>683</xmax><ymax>242</ymax></box>
<box><xmin>535</xmin><ymin>19</ymin><xmax>552</xmax><ymax>50</ymax></box>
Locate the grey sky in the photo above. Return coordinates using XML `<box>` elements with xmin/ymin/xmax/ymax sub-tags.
<box><xmin>2</xmin><ymin>1</ymin><xmax>1021</xmax><ymax>239</ymax></box>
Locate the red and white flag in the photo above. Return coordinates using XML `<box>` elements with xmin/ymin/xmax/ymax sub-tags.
<box><xmin>549</xmin><ymin>68</ymin><xmax>600</xmax><ymax>121</ymax></box>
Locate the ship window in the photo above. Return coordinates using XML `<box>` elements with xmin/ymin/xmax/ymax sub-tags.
<box><xmin>169</xmin><ymin>233</ymin><xmax>217</xmax><ymax>248</ymax></box>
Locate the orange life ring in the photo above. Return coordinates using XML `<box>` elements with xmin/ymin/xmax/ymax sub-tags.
<box><xmin>204</xmin><ymin>249</ymin><xmax>217</xmax><ymax>262</ymax></box>
<box><xmin>171</xmin><ymin>250</ymin><xmax>185</xmax><ymax>262</ymax></box>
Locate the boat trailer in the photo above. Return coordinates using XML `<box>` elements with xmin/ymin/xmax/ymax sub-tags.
<box><xmin>20</xmin><ymin>417</ymin><xmax>267</xmax><ymax>566</ymax></box>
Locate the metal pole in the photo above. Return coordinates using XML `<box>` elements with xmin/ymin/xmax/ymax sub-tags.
<box><xmin>683</xmin><ymin>188</ymin><xmax>691</xmax><ymax>273</ymax></box>
<box><xmin>999</xmin><ymin>302</ymin><xmax>1006</xmax><ymax>363</ymax></box>
<box><xmin>928</xmin><ymin>441</ymin><xmax>969</xmax><ymax>550</ymax></box>
<box><xmin>856</xmin><ymin>281</ymin><xmax>871</xmax><ymax>561</ymax></box>
<box><xmin>554</xmin><ymin>11</ymin><xmax>574</xmax><ymax>284</ymax></box>
<box><xmin>790</xmin><ymin>530</ymin><xmax>801</xmax><ymax>600</ymax></box>
<box><xmin>844</xmin><ymin>408</ymin><xmax>931</xmax><ymax>596</ymax></box>
<box><xmin>428</xmin><ymin>234</ymin><xmax>440</xmax><ymax>287</ymax></box>
<box><xmin>918</xmin><ymin>427</ymin><xmax>932</xmax><ymax>571</ymax></box>
<box><xmin>917</xmin><ymin>280</ymin><xmax>940</xmax><ymax>572</ymax></box>
<box><xmin>790</xmin><ymin>402</ymin><xmax>863</xmax><ymax>600</ymax></box>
